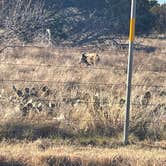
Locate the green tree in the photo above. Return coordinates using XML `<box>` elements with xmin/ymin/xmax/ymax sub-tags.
<box><xmin>149</xmin><ymin>0</ymin><xmax>159</xmax><ymax>8</ymax></box>
<box><xmin>151</xmin><ymin>4</ymin><xmax>166</xmax><ymax>33</ymax></box>
<box><xmin>135</xmin><ymin>0</ymin><xmax>157</xmax><ymax>33</ymax></box>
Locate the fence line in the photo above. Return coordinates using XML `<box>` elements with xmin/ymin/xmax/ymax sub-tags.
<box><xmin>0</xmin><ymin>62</ymin><xmax>126</xmax><ymax>72</ymax></box>
<box><xmin>0</xmin><ymin>79</ymin><xmax>166</xmax><ymax>88</ymax></box>
<box><xmin>0</xmin><ymin>62</ymin><xmax>166</xmax><ymax>73</ymax></box>
<box><xmin>0</xmin><ymin>79</ymin><xmax>126</xmax><ymax>87</ymax></box>
<box><xmin>1</xmin><ymin>44</ymin><xmax>165</xmax><ymax>54</ymax></box>
<box><xmin>0</xmin><ymin>44</ymin><xmax>128</xmax><ymax>53</ymax></box>
<box><xmin>0</xmin><ymin>45</ymin><xmax>45</xmax><ymax>53</ymax></box>
<box><xmin>0</xmin><ymin>118</ymin><xmax>165</xmax><ymax>125</ymax></box>
<box><xmin>0</xmin><ymin>98</ymin><xmax>163</xmax><ymax>107</ymax></box>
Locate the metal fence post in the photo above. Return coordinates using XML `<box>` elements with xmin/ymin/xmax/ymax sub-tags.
<box><xmin>124</xmin><ymin>0</ymin><xmax>136</xmax><ymax>145</ymax></box>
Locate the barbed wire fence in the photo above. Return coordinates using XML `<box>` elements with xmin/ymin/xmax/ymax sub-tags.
<box><xmin>0</xmin><ymin>0</ymin><xmax>165</xmax><ymax>141</ymax></box>
<box><xmin>0</xmin><ymin>47</ymin><xmax>165</xmax><ymax>133</ymax></box>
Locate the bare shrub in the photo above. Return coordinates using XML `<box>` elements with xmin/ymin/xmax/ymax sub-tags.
<box><xmin>0</xmin><ymin>0</ymin><xmax>53</xmax><ymax>44</ymax></box>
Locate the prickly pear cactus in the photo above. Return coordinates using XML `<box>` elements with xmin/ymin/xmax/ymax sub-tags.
<box><xmin>11</xmin><ymin>85</ymin><xmax>57</xmax><ymax>116</ymax></box>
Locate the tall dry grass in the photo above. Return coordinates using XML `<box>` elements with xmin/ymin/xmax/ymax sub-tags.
<box><xmin>0</xmin><ymin>38</ymin><xmax>165</xmax><ymax>141</ymax></box>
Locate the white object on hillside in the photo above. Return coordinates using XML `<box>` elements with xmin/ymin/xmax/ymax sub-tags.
<box><xmin>46</xmin><ymin>29</ymin><xmax>52</xmax><ymax>47</ymax></box>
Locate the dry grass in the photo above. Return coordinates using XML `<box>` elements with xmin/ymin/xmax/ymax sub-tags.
<box><xmin>0</xmin><ymin>38</ymin><xmax>166</xmax><ymax>165</ymax></box>
<box><xmin>0</xmin><ymin>38</ymin><xmax>165</xmax><ymax>139</ymax></box>
<box><xmin>0</xmin><ymin>140</ymin><xmax>166</xmax><ymax>166</ymax></box>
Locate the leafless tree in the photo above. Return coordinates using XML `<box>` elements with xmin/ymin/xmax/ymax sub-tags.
<box><xmin>0</xmin><ymin>0</ymin><xmax>53</xmax><ymax>44</ymax></box>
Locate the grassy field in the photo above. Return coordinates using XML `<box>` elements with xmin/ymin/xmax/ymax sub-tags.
<box><xmin>0</xmin><ymin>37</ymin><xmax>166</xmax><ymax>165</ymax></box>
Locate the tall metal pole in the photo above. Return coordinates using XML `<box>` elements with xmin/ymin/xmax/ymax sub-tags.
<box><xmin>124</xmin><ymin>0</ymin><xmax>136</xmax><ymax>145</ymax></box>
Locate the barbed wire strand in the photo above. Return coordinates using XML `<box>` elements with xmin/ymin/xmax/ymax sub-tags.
<box><xmin>1</xmin><ymin>44</ymin><xmax>165</xmax><ymax>54</ymax></box>
<box><xmin>0</xmin><ymin>96</ymin><xmax>165</xmax><ymax>107</ymax></box>
<box><xmin>0</xmin><ymin>62</ymin><xmax>127</xmax><ymax>72</ymax></box>
<box><xmin>0</xmin><ymin>79</ymin><xmax>166</xmax><ymax>88</ymax></box>
<box><xmin>0</xmin><ymin>79</ymin><xmax>126</xmax><ymax>87</ymax></box>
<box><xmin>0</xmin><ymin>118</ymin><xmax>165</xmax><ymax>126</ymax></box>
<box><xmin>0</xmin><ymin>62</ymin><xmax>166</xmax><ymax>73</ymax></box>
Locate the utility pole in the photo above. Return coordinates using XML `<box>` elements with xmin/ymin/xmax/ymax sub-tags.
<box><xmin>124</xmin><ymin>0</ymin><xmax>136</xmax><ymax>145</ymax></box>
